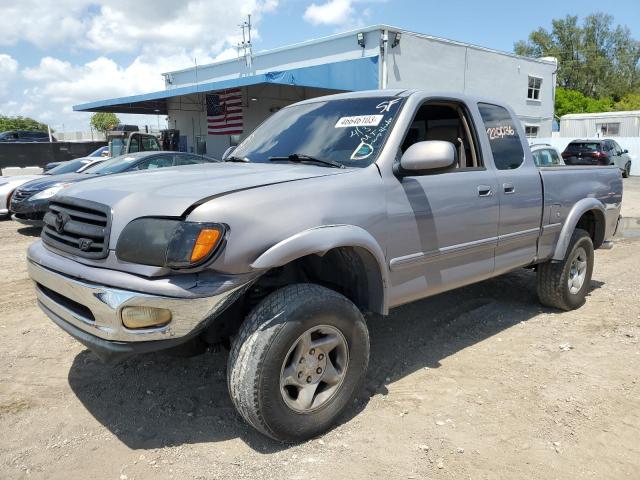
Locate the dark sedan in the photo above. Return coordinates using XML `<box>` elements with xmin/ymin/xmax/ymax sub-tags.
<box><xmin>11</xmin><ymin>151</ymin><xmax>216</xmax><ymax>226</ymax></box>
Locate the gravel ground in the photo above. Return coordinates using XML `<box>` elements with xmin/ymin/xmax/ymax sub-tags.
<box><xmin>1</xmin><ymin>179</ymin><xmax>639</xmax><ymax>479</ymax></box>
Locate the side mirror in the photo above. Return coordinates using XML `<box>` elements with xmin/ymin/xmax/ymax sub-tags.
<box><xmin>222</xmin><ymin>146</ymin><xmax>236</xmax><ymax>160</ymax></box>
<box><xmin>623</xmin><ymin>149</ymin><xmax>629</xmax><ymax>154</ymax></box>
<box><xmin>398</xmin><ymin>140</ymin><xmax>457</xmax><ymax>174</ymax></box>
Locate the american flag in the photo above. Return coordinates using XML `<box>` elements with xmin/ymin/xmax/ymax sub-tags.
<box><xmin>206</xmin><ymin>88</ymin><xmax>244</xmax><ymax>135</ymax></box>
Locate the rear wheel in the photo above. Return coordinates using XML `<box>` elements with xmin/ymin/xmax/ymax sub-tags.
<box><xmin>622</xmin><ymin>162</ymin><xmax>631</xmax><ymax>178</ymax></box>
<box><xmin>537</xmin><ymin>228</ymin><xmax>594</xmax><ymax>311</ymax></box>
<box><xmin>227</xmin><ymin>283</ymin><xmax>369</xmax><ymax>442</ymax></box>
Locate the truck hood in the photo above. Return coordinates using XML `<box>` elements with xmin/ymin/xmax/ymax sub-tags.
<box><xmin>59</xmin><ymin>162</ymin><xmax>351</xmax><ymax>236</ymax></box>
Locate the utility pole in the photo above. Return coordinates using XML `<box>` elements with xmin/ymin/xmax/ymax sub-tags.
<box><xmin>237</xmin><ymin>14</ymin><xmax>253</xmax><ymax>68</ymax></box>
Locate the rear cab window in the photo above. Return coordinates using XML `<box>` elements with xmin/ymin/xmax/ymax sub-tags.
<box><xmin>478</xmin><ymin>103</ymin><xmax>525</xmax><ymax>170</ymax></box>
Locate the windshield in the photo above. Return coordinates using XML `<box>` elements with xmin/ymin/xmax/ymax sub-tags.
<box><xmin>47</xmin><ymin>158</ymin><xmax>88</xmax><ymax>175</ymax></box>
<box><xmin>566</xmin><ymin>142</ymin><xmax>601</xmax><ymax>152</ymax></box>
<box><xmin>83</xmin><ymin>154</ymin><xmax>138</xmax><ymax>175</ymax></box>
<box><xmin>231</xmin><ymin>96</ymin><xmax>404</xmax><ymax>168</ymax></box>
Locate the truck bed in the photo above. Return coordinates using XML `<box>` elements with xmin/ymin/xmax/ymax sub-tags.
<box><xmin>537</xmin><ymin>165</ymin><xmax>622</xmax><ymax>261</ymax></box>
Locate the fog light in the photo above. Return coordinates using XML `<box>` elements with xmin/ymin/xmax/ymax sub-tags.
<box><xmin>121</xmin><ymin>306</ymin><xmax>172</xmax><ymax>329</ymax></box>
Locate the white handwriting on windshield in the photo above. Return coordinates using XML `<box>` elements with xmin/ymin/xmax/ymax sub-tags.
<box><xmin>376</xmin><ymin>98</ymin><xmax>401</xmax><ymax>113</ymax></box>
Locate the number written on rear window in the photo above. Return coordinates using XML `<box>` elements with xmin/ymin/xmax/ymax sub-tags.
<box><xmin>478</xmin><ymin>103</ymin><xmax>525</xmax><ymax>170</ymax></box>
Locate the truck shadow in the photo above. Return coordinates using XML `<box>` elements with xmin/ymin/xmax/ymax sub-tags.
<box><xmin>67</xmin><ymin>268</ymin><xmax>604</xmax><ymax>452</ymax></box>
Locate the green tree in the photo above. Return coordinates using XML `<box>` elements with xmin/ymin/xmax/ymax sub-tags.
<box><xmin>0</xmin><ymin>115</ymin><xmax>50</xmax><ymax>132</ymax></box>
<box><xmin>613</xmin><ymin>92</ymin><xmax>640</xmax><ymax>111</ymax></box>
<box><xmin>554</xmin><ymin>87</ymin><xmax>613</xmax><ymax>117</ymax></box>
<box><xmin>515</xmin><ymin>13</ymin><xmax>640</xmax><ymax>100</ymax></box>
<box><xmin>90</xmin><ymin>112</ymin><xmax>120</xmax><ymax>134</ymax></box>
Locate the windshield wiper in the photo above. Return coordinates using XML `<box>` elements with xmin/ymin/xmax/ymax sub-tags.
<box><xmin>268</xmin><ymin>153</ymin><xmax>344</xmax><ymax>169</ymax></box>
<box><xmin>225</xmin><ymin>155</ymin><xmax>250</xmax><ymax>162</ymax></box>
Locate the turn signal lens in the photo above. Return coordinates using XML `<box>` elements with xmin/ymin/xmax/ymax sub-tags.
<box><xmin>121</xmin><ymin>306</ymin><xmax>172</xmax><ymax>329</ymax></box>
<box><xmin>190</xmin><ymin>228</ymin><xmax>222</xmax><ymax>263</ymax></box>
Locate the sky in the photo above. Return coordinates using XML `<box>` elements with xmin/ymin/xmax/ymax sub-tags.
<box><xmin>0</xmin><ymin>0</ymin><xmax>638</xmax><ymax>132</ymax></box>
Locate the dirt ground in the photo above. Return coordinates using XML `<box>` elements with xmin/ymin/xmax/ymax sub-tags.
<box><xmin>1</xmin><ymin>180</ymin><xmax>640</xmax><ymax>480</ymax></box>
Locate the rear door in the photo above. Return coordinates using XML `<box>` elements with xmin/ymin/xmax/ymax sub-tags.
<box><xmin>477</xmin><ymin>103</ymin><xmax>543</xmax><ymax>274</ymax></box>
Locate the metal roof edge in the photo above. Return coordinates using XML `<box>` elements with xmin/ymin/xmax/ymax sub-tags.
<box><xmin>561</xmin><ymin>110</ymin><xmax>640</xmax><ymax>119</ymax></box>
<box><xmin>162</xmin><ymin>23</ymin><xmax>555</xmax><ymax>77</ymax></box>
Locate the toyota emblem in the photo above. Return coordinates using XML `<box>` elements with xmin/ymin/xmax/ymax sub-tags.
<box><xmin>54</xmin><ymin>212</ymin><xmax>68</xmax><ymax>233</ymax></box>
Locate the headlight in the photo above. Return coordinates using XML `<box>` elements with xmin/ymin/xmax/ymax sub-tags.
<box><xmin>31</xmin><ymin>183</ymin><xmax>70</xmax><ymax>200</ymax></box>
<box><xmin>116</xmin><ymin>218</ymin><xmax>225</xmax><ymax>268</ymax></box>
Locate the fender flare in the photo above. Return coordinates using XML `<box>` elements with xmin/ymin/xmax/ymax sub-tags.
<box><xmin>552</xmin><ymin>198</ymin><xmax>606</xmax><ymax>261</ymax></box>
<box><xmin>251</xmin><ymin>224</ymin><xmax>389</xmax><ymax>314</ymax></box>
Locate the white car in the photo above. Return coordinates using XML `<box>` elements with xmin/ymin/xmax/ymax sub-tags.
<box><xmin>530</xmin><ymin>143</ymin><xmax>565</xmax><ymax>167</ymax></box>
<box><xmin>0</xmin><ymin>157</ymin><xmax>103</xmax><ymax>218</ymax></box>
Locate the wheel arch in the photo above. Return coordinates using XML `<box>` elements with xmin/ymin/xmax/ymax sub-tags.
<box><xmin>552</xmin><ymin>198</ymin><xmax>606</xmax><ymax>261</ymax></box>
<box><xmin>251</xmin><ymin>225</ymin><xmax>389</xmax><ymax>314</ymax></box>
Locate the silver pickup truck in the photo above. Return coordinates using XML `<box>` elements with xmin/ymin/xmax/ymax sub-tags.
<box><xmin>26</xmin><ymin>90</ymin><xmax>622</xmax><ymax>442</ymax></box>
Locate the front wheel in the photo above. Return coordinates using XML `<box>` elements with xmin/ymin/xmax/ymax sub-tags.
<box><xmin>537</xmin><ymin>228</ymin><xmax>594</xmax><ymax>311</ymax></box>
<box><xmin>227</xmin><ymin>283</ymin><xmax>369</xmax><ymax>442</ymax></box>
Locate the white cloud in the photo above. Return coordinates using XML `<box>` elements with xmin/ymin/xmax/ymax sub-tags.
<box><xmin>0</xmin><ymin>54</ymin><xmax>18</xmax><ymax>95</ymax></box>
<box><xmin>303</xmin><ymin>0</ymin><xmax>380</xmax><ymax>28</ymax></box>
<box><xmin>0</xmin><ymin>0</ymin><xmax>88</xmax><ymax>48</ymax></box>
<box><xmin>0</xmin><ymin>0</ymin><xmax>280</xmax><ymax>130</ymax></box>
<box><xmin>303</xmin><ymin>0</ymin><xmax>355</xmax><ymax>26</ymax></box>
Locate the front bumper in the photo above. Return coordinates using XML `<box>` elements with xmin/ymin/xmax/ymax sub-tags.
<box><xmin>27</xmin><ymin>245</ymin><xmax>251</xmax><ymax>362</ymax></box>
<box><xmin>11</xmin><ymin>197</ymin><xmax>48</xmax><ymax>225</ymax></box>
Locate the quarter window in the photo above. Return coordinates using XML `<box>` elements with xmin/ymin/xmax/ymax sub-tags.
<box><xmin>527</xmin><ymin>76</ymin><xmax>542</xmax><ymax>100</ymax></box>
<box><xmin>478</xmin><ymin>103</ymin><xmax>525</xmax><ymax>170</ymax></box>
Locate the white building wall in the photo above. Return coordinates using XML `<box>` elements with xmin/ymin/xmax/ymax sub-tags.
<box><xmin>385</xmin><ymin>33</ymin><xmax>556</xmax><ymax>136</ymax></box>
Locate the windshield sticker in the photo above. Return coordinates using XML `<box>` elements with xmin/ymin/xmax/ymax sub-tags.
<box><xmin>350</xmin><ymin>141</ymin><xmax>374</xmax><ymax>160</ymax></box>
<box><xmin>335</xmin><ymin>115</ymin><xmax>384</xmax><ymax>128</ymax></box>
<box><xmin>376</xmin><ymin>98</ymin><xmax>401</xmax><ymax>113</ymax></box>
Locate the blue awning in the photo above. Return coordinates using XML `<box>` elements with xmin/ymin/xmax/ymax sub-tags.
<box><xmin>73</xmin><ymin>56</ymin><xmax>379</xmax><ymax>115</ymax></box>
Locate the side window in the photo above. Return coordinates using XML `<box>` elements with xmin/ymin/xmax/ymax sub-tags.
<box><xmin>400</xmin><ymin>102</ymin><xmax>482</xmax><ymax>169</ymax></box>
<box><xmin>547</xmin><ymin>149</ymin><xmax>562</xmax><ymax>166</ymax></box>
<box><xmin>531</xmin><ymin>150</ymin><xmax>541</xmax><ymax>166</ymax></box>
<box><xmin>527</xmin><ymin>76</ymin><xmax>542</xmax><ymax>100</ymax></box>
<box><xmin>132</xmin><ymin>155</ymin><xmax>174</xmax><ymax>171</ymax></box>
<box><xmin>174</xmin><ymin>154</ymin><xmax>202</xmax><ymax>166</ymax></box>
<box><xmin>612</xmin><ymin>141</ymin><xmax>622</xmax><ymax>154</ymax></box>
<box><xmin>128</xmin><ymin>136</ymin><xmax>140</xmax><ymax>153</ymax></box>
<box><xmin>141</xmin><ymin>136</ymin><xmax>159</xmax><ymax>151</ymax></box>
<box><xmin>478</xmin><ymin>103</ymin><xmax>525</xmax><ymax>170</ymax></box>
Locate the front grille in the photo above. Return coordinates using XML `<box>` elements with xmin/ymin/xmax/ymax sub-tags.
<box><xmin>41</xmin><ymin>198</ymin><xmax>111</xmax><ymax>259</ymax></box>
<box><xmin>12</xmin><ymin>188</ymin><xmax>35</xmax><ymax>202</ymax></box>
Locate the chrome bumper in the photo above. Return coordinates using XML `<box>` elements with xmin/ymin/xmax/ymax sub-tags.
<box><xmin>28</xmin><ymin>259</ymin><xmax>244</xmax><ymax>344</ymax></box>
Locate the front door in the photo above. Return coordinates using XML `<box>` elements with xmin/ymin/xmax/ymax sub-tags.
<box><xmin>386</xmin><ymin>101</ymin><xmax>500</xmax><ymax>307</ymax></box>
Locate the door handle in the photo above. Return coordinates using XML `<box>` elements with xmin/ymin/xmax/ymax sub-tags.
<box><xmin>477</xmin><ymin>185</ymin><xmax>493</xmax><ymax>197</ymax></box>
<box><xmin>503</xmin><ymin>183</ymin><xmax>515</xmax><ymax>194</ymax></box>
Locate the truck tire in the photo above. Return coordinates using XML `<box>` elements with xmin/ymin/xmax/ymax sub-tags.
<box><xmin>227</xmin><ymin>283</ymin><xmax>369</xmax><ymax>442</ymax></box>
<box><xmin>537</xmin><ymin>228</ymin><xmax>594</xmax><ymax>311</ymax></box>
